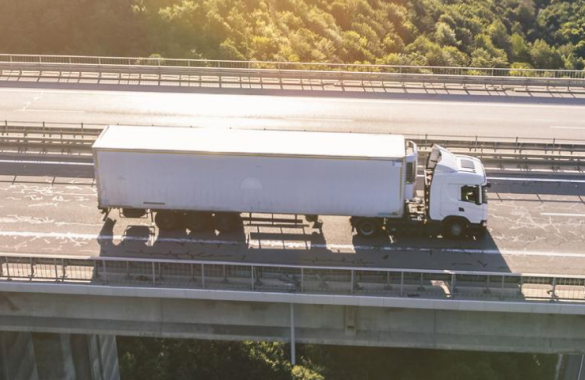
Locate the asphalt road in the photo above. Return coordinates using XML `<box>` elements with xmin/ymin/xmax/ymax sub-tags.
<box><xmin>0</xmin><ymin>160</ymin><xmax>583</xmax><ymax>274</ymax></box>
<box><xmin>0</xmin><ymin>87</ymin><xmax>585</xmax><ymax>140</ymax></box>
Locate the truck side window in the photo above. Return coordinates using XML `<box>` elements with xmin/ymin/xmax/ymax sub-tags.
<box><xmin>461</xmin><ymin>185</ymin><xmax>479</xmax><ymax>204</ymax></box>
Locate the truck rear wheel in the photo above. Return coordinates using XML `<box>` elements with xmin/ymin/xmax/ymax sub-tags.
<box><xmin>185</xmin><ymin>212</ymin><xmax>213</xmax><ymax>232</ymax></box>
<box><xmin>155</xmin><ymin>211</ymin><xmax>182</xmax><ymax>231</ymax></box>
<box><xmin>214</xmin><ymin>213</ymin><xmax>241</xmax><ymax>233</ymax></box>
<box><xmin>443</xmin><ymin>219</ymin><xmax>467</xmax><ymax>239</ymax></box>
<box><xmin>355</xmin><ymin>218</ymin><xmax>381</xmax><ymax>238</ymax></box>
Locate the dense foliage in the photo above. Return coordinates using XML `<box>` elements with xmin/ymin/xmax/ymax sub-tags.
<box><xmin>118</xmin><ymin>338</ymin><xmax>557</xmax><ymax>380</ymax></box>
<box><xmin>0</xmin><ymin>0</ymin><xmax>584</xmax><ymax>69</ymax></box>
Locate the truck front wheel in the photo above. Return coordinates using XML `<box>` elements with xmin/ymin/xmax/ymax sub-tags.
<box><xmin>355</xmin><ymin>218</ymin><xmax>381</xmax><ymax>238</ymax></box>
<box><xmin>443</xmin><ymin>218</ymin><xmax>468</xmax><ymax>239</ymax></box>
<box><xmin>155</xmin><ymin>211</ymin><xmax>182</xmax><ymax>231</ymax></box>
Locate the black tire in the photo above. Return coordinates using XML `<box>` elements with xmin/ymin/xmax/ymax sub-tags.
<box><xmin>214</xmin><ymin>213</ymin><xmax>241</xmax><ymax>233</ymax></box>
<box><xmin>122</xmin><ymin>208</ymin><xmax>146</xmax><ymax>218</ymax></box>
<box><xmin>356</xmin><ymin>218</ymin><xmax>381</xmax><ymax>238</ymax></box>
<box><xmin>155</xmin><ymin>211</ymin><xmax>181</xmax><ymax>231</ymax></box>
<box><xmin>185</xmin><ymin>212</ymin><xmax>213</xmax><ymax>232</ymax></box>
<box><xmin>443</xmin><ymin>219</ymin><xmax>467</xmax><ymax>239</ymax></box>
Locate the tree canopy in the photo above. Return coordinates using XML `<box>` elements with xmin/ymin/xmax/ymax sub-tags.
<box><xmin>0</xmin><ymin>0</ymin><xmax>584</xmax><ymax>69</ymax></box>
<box><xmin>117</xmin><ymin>338</ymin><xmax>557</xmax><ymax>380</ymax></box>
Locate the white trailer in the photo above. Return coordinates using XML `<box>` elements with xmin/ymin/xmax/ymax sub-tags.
<box><xmin>93</xmin><ymin>126</ymin><xmax>488</xmax><ymax>238</ymax></box>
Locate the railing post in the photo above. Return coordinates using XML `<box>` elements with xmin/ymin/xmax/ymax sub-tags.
<box><xmin>54</xmin><ymin>258</ymin><xmax>59</xmax><ymax>281</ymax></box>
<box><xmin>101</xmin><ymin>260</ymin><xmax>107</xmax><ymax>283</ymax></box>
<box><xmin>400</xmin><ymin>272</ymin><xmax>404</xmax><ymax>296</ymax></box>
<box><xmin>300</xmin><ymin>268</ymin><xmax>304</xmax><ymax>292</ymax></box>
<box><xmin>451</xmin><ymin>273</ymin><xmax>456</xmax><ymax>297</ymax></box>
<box><xmin>551</xmin><ymin>277</ymin><xmax>557</xmax><ymax>300</ymax></box>
<box><xmin>251</xmin><ymin>266</ymin><xmax>255</xmax><ymax>290</ymax></box>
<box><xmin>201</xmin><ymin>264</ymin><xmax>205</xmax><ymax>289</ymax></box>
<box><xmin>152</xmin><ymin>262</ymin><xmax>156</xmax><ymax>285</ymax></box>
<box><xmin>61</xmin><ymin>258</ymin><xmax>66</xmax><ymax>281</ymax></box>
<box><xmin>350</xmin><ymin>270</ymin><xmax>355</xmax><ymax>294</ymax></box>
<box><xmin>4</xmin><ymin>257</ymin><xmax>10</xmax><ymax>280</ymax></box>
<box><xmin>500</xmin><ymin>276</ymin><xmax>505</xmax><ymax>300</ymax></box>
<box><xmin>30</xmin><ymin>257</ymin><xmax>34</xmax><ymax>280</ymax></box>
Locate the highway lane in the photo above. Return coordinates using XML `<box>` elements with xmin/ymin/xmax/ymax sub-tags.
<box><xmin>0</xmin><ymin>163</ymin><xmax>583</xmax><ymax>275</ymax></box>
<box><xmin>0</xmin><ymin>87</ymin><xmax>585</xmax><ymax>140</ymax></box>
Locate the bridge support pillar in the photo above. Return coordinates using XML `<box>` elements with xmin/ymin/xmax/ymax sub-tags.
<box><xmin>0</xmin><ymin>331</ymin><xmax>120</xmax><ymax>380</ymax></box>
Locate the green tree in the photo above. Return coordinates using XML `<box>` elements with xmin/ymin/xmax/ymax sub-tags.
<box><xmin>530</xmin><ymin>39</ymin><xmax>563</xmax><ymax>69</ymax></box>
<box><xmin>510</xmin><ymin>33</ymin><xmax>532</xmax><ymax>63</ymax></box>
<box><xmin>435</xmin><ymin>22</ymin><xmax>458</xmax><ymax>46</ymax></box>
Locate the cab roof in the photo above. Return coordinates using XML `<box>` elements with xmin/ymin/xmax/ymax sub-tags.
<box><xmin>93</xmin><ymin>126</ymin><xmax>407</xmax><ymax>160</ymax></box>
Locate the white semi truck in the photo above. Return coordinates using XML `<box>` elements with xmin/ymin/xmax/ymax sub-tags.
<box><xmin>93</xmin><ymin>125</ymin><xmax>488</xmax><ymax>239</ymax></box>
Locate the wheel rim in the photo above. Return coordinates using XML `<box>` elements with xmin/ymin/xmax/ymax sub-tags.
<box><xmin>360</xmin><ymin>222</ymin><xmax>376</xmax><ymax>236</ymax></box>
<box><xmin>450</xmin><ymin>223</ymin><xmax>463</xmax><ymax>237</ymax></box>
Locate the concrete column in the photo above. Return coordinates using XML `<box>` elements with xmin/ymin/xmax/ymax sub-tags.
<box><xmin>0</xmin><ymin>331</ymin><xmax>39</xmax><ymax>380</ymax></box>
<box><xmin>0</xmin><ymin>331</ymin><xmax>119</xmax><ymax>380</ymax></box>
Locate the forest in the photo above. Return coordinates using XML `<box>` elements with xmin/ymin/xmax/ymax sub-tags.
<box><xmin>118</xmin><ymin>338</ymin><xmax>557</xmax><ymax>380</ymax></box>
<box><xmin>0</xmin><ymin>0</ymin><xmax>584</xmax><ymax>70</ymax></box>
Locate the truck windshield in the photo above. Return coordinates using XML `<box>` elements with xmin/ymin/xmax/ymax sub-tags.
<box><xmin>482</xmin><ymin>185</ymin><xmax>488</xmax><ymax>204</ymax></box>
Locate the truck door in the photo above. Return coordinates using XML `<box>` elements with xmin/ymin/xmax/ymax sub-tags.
<box><xmin>459</xmin><ymin>185</ymin><xmax>483</xmax><ymax>223</ymax></box>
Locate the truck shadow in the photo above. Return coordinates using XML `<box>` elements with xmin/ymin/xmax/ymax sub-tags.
<box><xmin>96</xmin><ymin>214</ymin><xmax>511</xmax><ymax>277</ymax></box>
<box><xmin>97</xmin><ymin>216</ymin><xmax>328</xmax><ymax>260</ymax></box>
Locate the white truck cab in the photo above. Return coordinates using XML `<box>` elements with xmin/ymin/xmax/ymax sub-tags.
<box><xmin>426</xmin><ymin>145</ymin><xmax>489</xmax><ymax>238</ymax></box>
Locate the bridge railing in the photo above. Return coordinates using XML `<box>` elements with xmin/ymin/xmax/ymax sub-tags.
<box><xmin>1</xmin><ymin>121</ymin><xmax>583</xmax><ymax>167</ymax></box>
<box><xmin>1</xmin><ymin>253</ymin><xmax>584</xmax><ymax>303</ymax></box>
<box><xmin>1</xmin><ymin>54</ymin><xmax>585</xmax><ymax>88</ymax></box>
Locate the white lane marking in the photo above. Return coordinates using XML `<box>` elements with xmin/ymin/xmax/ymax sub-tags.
<box><xmin>0</xmin><ymin>230</ymin><xmax>584</xmax><ymax>257</ymax></box>
<box><xmin>550</xmin><ymin>126</ymin><xmax>585</xmax><ymax>130</ymax></box>
<box><xmin>0</xmin><ymin>159</ymin><xmax>93</xmax><ymax>166</ymax></box>
<box><xmin>488</xmin><ymin>176</ymin><xmax>585</xmax><ymax>184</ymax></box>
<box><xmin>1</xmin><ymin>161</ymin><xmax>580</xmax><ymax>182</ymax></box>
<box><xmin>285</xmin><ymin>117</ymin><xmax>354</xmax><ymax>122</ymax></box>
<box><xmin>15</xmin><ymin>109</ymin><xmax>85</xmax><ymax>113</ymax></box>
<box><xmin>416</xmin><ymin>175</ymin><xmax>585</xmax><ymax>184</ymax></box>
<box><xmin>541</xmin><ymin>213</ymin><xmax>585</xmax><ymax>217</ymax></box>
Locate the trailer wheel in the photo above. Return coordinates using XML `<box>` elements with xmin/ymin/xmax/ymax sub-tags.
<box><xmin>155</xmin><ymin>211</ymin><xmax>181</xmax><ymax>231</ymax></box>
<box><xmin>443</xmin><ymin>218</ymin><xmax>467</xmax><ymax>239</ymax></box>
<box><xmin>185</xmin><ymin>212</ymin><xmax>213</xmax><ymax>232</ymax></box>
<box><xmin>356</xmin><ymin>218</ymin><xmax>380</xmax><ymax>238</ymax></box>
<box><xmin>214</xmin><ymin>213</ymin><xmax>241</xmax><ymax>233</ymax></box>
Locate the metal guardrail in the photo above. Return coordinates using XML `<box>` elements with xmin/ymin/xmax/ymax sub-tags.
<box><xmin>1</xmin><ymin>54</ymin><xmax>585</xmax><ymax>89</ymax></box>
<box><xmin>1</xmin><ymin>253</ymin><xmax>584</xmax><ymax>303</ymax></box>
<box><xmin>0</xmin><ymin>121</ymin><xmax>583</xmax><ymax>169</ymax></box>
